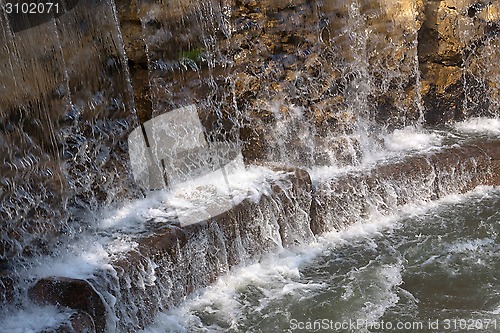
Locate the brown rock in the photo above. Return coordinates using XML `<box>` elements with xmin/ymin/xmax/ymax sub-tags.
<box><xmin>418</xmin><ymin>0</ymin><xmax>500</xmax><ymax>123</ymax></box>
<box><xmin>29</xmin><ymin>277</ymin><xmax>106</xmax><ymax>333</ymax></box>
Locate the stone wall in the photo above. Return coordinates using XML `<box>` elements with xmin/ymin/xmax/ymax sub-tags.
<box><xmin>116</xmin><ymin>0</ymin><xmax>499</xmax><ymax>160</ymax></box>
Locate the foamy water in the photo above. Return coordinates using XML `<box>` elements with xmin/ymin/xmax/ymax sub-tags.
<box><xmin>12</xmin><ymin>125</ymin><xmax>463</xmax><ymax>284</ymax></box>
<box><xmin>140</xmin><ymin>186</ymin><xmax>500</xmax><ymax>333</ymax></box>
<box><xmin>2</xmin><ymin>123</ymin><xmax>498</xmax><ymax>332</ymax></box>
<box><xmin>18</xmin><ymin>165</ymin><xmax>293</xmax><ymax>283</ymax></box>
<box><xmin>0</xmin><ymin>305</ymin><xmax>74</xmax><ymax>333</ymax></box>
<box><xmin>383</xmin><ymin>126</ymin><xmax>443</xmax><ymax>151</ymax></box>
<box><xmin>310</xmin><ymin>126</ymin><xmax>444</xmax><ymax>183</ymax></box>
<box><xmin>454</xmin><ymin>117</ymin><xmax>500</xmax><ymax>136</ymax></box>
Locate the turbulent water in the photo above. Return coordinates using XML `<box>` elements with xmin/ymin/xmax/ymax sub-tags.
<box><xmin>129</xmin><ymin>119</ymin><xmax>500</xmax><ymax>333</ymax></box>
<box><xmin>138</xmin><ymin>186</ymin><xmax>500</xmax><ymax>333</ymax></box>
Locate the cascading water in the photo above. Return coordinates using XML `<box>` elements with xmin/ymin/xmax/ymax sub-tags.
<box><xmin>0</xmin><ymin>0</ymin><xmax>138</xmax><ymax>321</ymax></box>
<box><xmin>138</xmin><ymin>186</ymin><xmax>500</xmax><ymax>333</ymax></box>
<box><xmin>459</xmin><ymin>2</ymin><xmax>500</xmax><ymax>118</ymax></box>
<box><xmin>0</xmin><ymin>0</ymin><xmax>499</xmax><ymax>332</ymax></box>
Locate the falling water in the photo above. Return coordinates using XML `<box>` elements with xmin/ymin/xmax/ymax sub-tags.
<box><xmin>138</xmin><ymin>186</ymin><xmax>500</xmax><ymax>333</ymax></box>
<box><xmin>459</xmin><ymin>2</ymin><xmax>500</xmax><ymax>118</ymax></box>
<box><xmin>0</xmin><ymin>0</ymin><xmax>137</xmax><ymax>308</ymax></box>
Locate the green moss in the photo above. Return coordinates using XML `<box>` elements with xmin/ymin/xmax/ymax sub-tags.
<box><xmin>178</xmin><ymin>48</ymin><xmax>205</xmax><ymax>62</ymax></box>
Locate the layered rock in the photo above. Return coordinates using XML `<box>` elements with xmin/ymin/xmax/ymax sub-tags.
<box><xmin>29</xmin><ymin>277</ymin><xmax>104</xmax><ymax>333</ymax></box>
<box><xmin>116</xmin><ymin>0</ymin><xmax>499</xmax><ymax>162</ymax></box>
<box><xmin>30</xmin><ymin>166</ymin><xmax>315</xmax><ymax>332</ymax></box>
<box><xmin>117</xmin><ymin>0</ymin><xmax>427</xmax><ymax>164</ymax></box>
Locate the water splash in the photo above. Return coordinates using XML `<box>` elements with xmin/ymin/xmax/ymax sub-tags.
<box><xmin>454</xmin><ymin>117</ymin><xmax>500</xmax><ymax>136</ymax></box>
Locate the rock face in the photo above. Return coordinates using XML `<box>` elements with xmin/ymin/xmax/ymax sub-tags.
<box><xmin>40</xmin><ymin>311</ymin><xmax>96</xmax><ymax>333</ymax></box>
<box><xmin>418</xmin><ymin>0</ymin><xmax>500</xmax><ymax>123</ymax></box>
<box><xmin>120</xmin><ymin>0</ymin><xmax>427</xmax><ymax>163</ymax></box>
<box><xmin>0</xmin><ymin>0</ymin><xmax>138</xmax><ymax>263</ymax></box>
<box><xmin>116</xmin><ymin>0</ymin><xmax>499</xmax><ymax>159</ymax></box>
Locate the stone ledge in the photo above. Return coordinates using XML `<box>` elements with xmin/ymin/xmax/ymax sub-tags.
<box><xmin>29</xmin><ymin>277</ymin><xmax>105</xmax><ymax>333</ymax></box>
<box><xmin>28</xmin><ymin>141</ymin><xmax>499</xmax><ymax>332</ymax></box>
<box><xmin>106</xmin><ymin>165</ymin><xmax>314</xmax><ymax>331</ymax></box>
<box><xmin>311</xmin><ymin>141</ymin><xmax>500</xmax><ymax>234</ymax></box>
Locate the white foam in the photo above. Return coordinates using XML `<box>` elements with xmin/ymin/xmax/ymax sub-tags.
<box><xmin>98</xmin><ymin>190</ymin><xmax>175</xmax><ymax>233</ymax></box>
<box><xmin>22</xmin><ymin>166</ymin><xmax>290</xmax><ymax>283</ymax></box>
<box><xmin>454</xmin><ymin>117</ymin><xmax>500</xmax><ymax>135</ymax></box>
<box><xmin>383</xmin><ymin>126</ymin><xmax>443</xmax><ymax>152</ymax></box>
<box><xmin>98</xmin><ymin>165</ymin><xmax>281</xmax><ymax>233</ymax></box>
<box><xmin>309</xmin><ymin>165</ymin><xmax>359</xmax><ymax>185</ymax></box>
<box><xmin>343</xmin><ymin>262</ymin><xmax>403</xmax><ymax>324</ymax></box>
<box><xmin>311</xmin><ymin>126</ymin><xmax>444</xmax><ymax>183</ymax></box>
<box><xmin>0</xmin><ymin>305</ymin><xmax>73</xmax><ymax>333</ymax></box>
<box><xmin>139</xmin><ymin>244</ymin><xmax>327</xmax><ymax>333</ymax></box>
<box><xmin>27</xmin><ymin>240</ymin><xmax>114</xmax><ymax>280</ymax></box>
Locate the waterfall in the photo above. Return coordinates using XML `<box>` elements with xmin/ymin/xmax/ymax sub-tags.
<box><xmin>0</xmin><ymin>0</ymin><xmax>137</xmax><ymax>308</ymax></box>
<box><xmin>0</xmin><ymin>0</ymin><xmax>499</xmax><ymax>332</ymax></box>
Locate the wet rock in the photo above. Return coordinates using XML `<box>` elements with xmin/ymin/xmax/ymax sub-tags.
<box><xmin>418</xmin><ymin>0</ymin><xmax>500</xmax><ymax>123</ymax></box>
<box><xmin>267</xmin><ymin>166</ymin><xmax>315</xmax><ymax>246</ymax></box>
<box><xmin>421</xmin><ymin>66</ymin><xmax>466</xmax><ymax>125</ymax></box>
<box><xmin>0</xmin><ymin>0</ymin><xmax>139</xmax><ymax>262</ymax></box>
<box><xmin>113</xmin><ymin>0</ymin><xmax>498</xmax><ymax>158</ymax></box>
<box><xmin>105</xmin><ymin>166</ymin><xmax>314</xmax><ymax>331</ymax></box>
<box><xmin>29</xmin><ymin>277</ymin><xmax>106</xmax><ymax>333</ymax></box>
<box><xmin>431</xmin><ymin>141</ymin><xmax>500</xmax><ymax>189</ymax></box>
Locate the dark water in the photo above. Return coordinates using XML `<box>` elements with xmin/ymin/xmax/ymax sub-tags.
<box><xmin>142</xmin><ymin>186</ymin><xmax>500</xmax><ymax>333</ymax></box>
